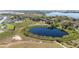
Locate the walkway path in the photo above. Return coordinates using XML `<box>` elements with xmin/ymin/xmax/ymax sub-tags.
<box><xmin>53</xmin><ymin>41</ymin><xmax>67</xmax><ymax>48</ymax></box>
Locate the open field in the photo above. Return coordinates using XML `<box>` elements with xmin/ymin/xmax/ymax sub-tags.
<box><xmin>0</xmin><ymin>36</ymin><xmax>64</xmax><ymax>48</ymax></box>
<box><xmin>0</xmin><ymin>41</ymin><xmax>63</xmax><ymax>48</ymax></box>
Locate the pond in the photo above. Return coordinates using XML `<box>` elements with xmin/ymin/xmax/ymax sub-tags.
<box><xmin>29</xmin><ymin>28</ymin><xmax>68</xmax><ymax>37</ymax></box>
<box><xmin>46</xmin><ymin>12</ymin><xmax>79</xmax><ymax>19</ymax></box>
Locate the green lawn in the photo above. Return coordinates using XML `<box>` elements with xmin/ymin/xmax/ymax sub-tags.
<box><xmin>6</xmin><ymin>24</ymin><xmax>15</xmax><ymax>30</ymax></box>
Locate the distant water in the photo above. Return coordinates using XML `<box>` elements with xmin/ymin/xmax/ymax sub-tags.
<box><xmin>29</xmin><ymin>28</ymin><xmax>67</xmax><ymax>37</ymax></box>
<box><xmin>46</xmin><ymin>12</ymin><xmax>79</xmax><ymax>19</ymax></box>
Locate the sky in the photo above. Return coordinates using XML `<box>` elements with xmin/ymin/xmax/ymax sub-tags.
<box><xmin>0</xmin><ymin>0</ymin><xmax>79</xmax><ymax>10</ymax></box>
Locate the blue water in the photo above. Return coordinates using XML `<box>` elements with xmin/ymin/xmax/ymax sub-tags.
<box><xmin>29</xmin><ymin>28</ymin><xmax>67</xmax><ymax>37</ymax></box>
<box><xmin>46</xmin><ymin>12</ymin><xmax>79</xmax><ymax>19</ymax></box>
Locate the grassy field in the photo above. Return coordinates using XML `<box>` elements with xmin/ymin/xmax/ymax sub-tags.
<box><xmin>0</xmin><ymin>31</ymin><xmax>15</xmax><ymax>45</ymax></box>
<box><xmin>0</xmin><ymin>32</ymin><xmax>13</xmax><ymax>40</ymax></box>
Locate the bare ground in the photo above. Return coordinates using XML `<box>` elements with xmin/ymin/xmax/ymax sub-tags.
<box><xmin>0</xmin><ymin>36</ymin><xmax>64</xmax><ymax>48</ymax></box>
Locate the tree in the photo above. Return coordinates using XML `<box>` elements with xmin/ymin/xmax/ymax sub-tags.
<box><xmin>61</xmin><ymin>20</ymin><xmax>73</xmax><ymax>30</ymax></box>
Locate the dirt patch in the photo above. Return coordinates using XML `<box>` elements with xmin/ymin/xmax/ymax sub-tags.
<box><xmin>12</xmin><ymin>35</ymin><xmax>22</xmax><ymax>41</ymax></box>
<box><xmin>0</xmin><ymin>40</ymin><xmax>63</xmax><ymax>48</ymax></box>
<box><xmin>0</xmin><ymin>35</ymin><xmax>64</xmax><ymax>48</ymax></box>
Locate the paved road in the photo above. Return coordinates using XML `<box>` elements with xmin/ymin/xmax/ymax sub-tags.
<box><xmin>0</xmin><ymin>16</ymin><xmax>7</xmax><ymax>33</ymax></box>
<box><xmin>0</xmin><ymin>16</ymin><xmax>7</xmax><ymax>24</ymax></box>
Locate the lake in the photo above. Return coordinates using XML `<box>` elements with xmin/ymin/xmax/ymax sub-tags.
<box><xmin>29</xmin><ymin>28</ymin><xmax>68</xmax><ymax>37</ymax></box>
<box><xmin>46</xmin><ymin>12</ymin><xmax>79</xmax><ymax>19</ymax></box>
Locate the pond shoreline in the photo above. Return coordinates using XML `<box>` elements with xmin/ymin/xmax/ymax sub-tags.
<box><xmin>29</xmin><ymin>27</ymin><xmax>68</xmax><ymax>37</ymax></box>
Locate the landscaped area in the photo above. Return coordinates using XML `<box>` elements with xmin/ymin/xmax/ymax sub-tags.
<box><xmin>0</xmin><ymin>10</ymin><xmax>79</xmax><ymax>48</ymax></box>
